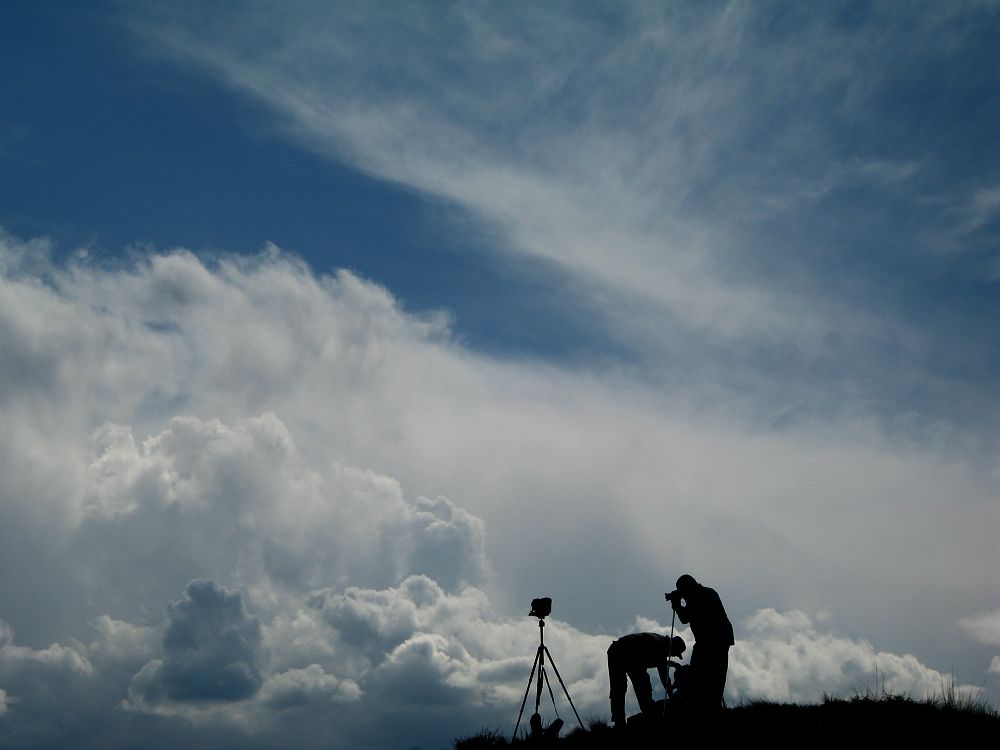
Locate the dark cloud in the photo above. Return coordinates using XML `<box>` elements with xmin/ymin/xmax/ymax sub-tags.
<box><xmin>132</xmin><ymin>580</ymin><xmax>263</xmax><ymax>703</ymax></box>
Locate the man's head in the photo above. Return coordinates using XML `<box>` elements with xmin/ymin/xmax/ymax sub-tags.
<box><xmin>658</xmin><ymin>635</ymin><xmax>685</xmax><ymax>659</ymax></box>
<box><xmin>669</xmin><ymin>635</ymin><xmax>686</xmax><ymax>658</ymax></box>
<box><xmin>676</xmin><ymin>574</ymin><xmax>698</xmax><ymax>595</ymax></box>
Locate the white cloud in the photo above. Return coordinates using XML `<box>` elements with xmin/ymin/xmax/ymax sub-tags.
<box><xmin>88</xmin><ymin>615</ymin><xmax>159</xmax><ymax>664</ymax></box>
<box><xmin>0</xmin><ymin>621</ymin><xmax>93</xmax><ymax>677</ymax></box>
<box><xmin>0</xmin><ymin>232</ymin><xmax>996</xmax><ymax>747</ymax></box>
<box><xmin>959</xmin><ymin>611</ymin><xmax>1000</xmax><ymax>647</ymax></box>
<box><xmin>728</xmin><ymin>609</ymin><xmax>981</xmax><ymax>704</ymax></box>
<box><xmin>118</xmin><ymin>4</ymin><xmax>1000</xmax><ymax>522</ymax></box>
<box><xmin>125</xmin><ymin>3</ymin><xmax>855</xmax><ymax>347</ymax></box>
<box><xmin>259</xmin><ymin>664</ymin><xmax>361</xmax><ymax>709</ymax></box>
<box><xmin>124</xmin><ymin>3</ymin><xmax>999</xmax><ymax>386</ymax></box>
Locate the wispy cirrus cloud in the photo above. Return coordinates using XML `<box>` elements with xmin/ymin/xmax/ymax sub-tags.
<box><xmin>123</xmin><ymin>0</ymin><xmax>1000</xmax><ymax>440</ymax></box>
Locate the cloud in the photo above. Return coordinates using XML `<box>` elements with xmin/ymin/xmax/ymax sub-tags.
<box><xmin>0</xmin><ymin>231</ymin><xmax>997</xmax><ymax>747</ymax></box>
<box><xmin>124</xmin><ymin>3</ymin><xmax>1000</xmax><ymax>386</ymax></box>
<box><xmin>128</xmin><ymin>2</ymin><xmax>808</xmax><ymax>341</ymax></box>
<box><xmin>956</xmin><ymin>186</ymin><xmax>1000</xmax><ymax>236</ymax></box>
<box><xmin>959</xmin><ymin>611</ymin><xmax>1000</xmax><ymax>647</ymax></box>
<box><xmin>959</xmin><ymin>611</ymin><xmax>1000</xmax><ymax>676</ymax></box>
<box><xmin>728</xmin><ymin>609</ymin><xmax>981</xmax><ymax>703</ymax></box>
<box><xmin>87</xmin><ymin>615</ymin><xmax>159</xmax><ymax>664</ymax></box>
<box><xmin>0</xmin><ymin>621</ymin><xmax>100</xmax><ymax>745</ymax></box>
<box><xmin>3</xmin><ymin>1</ymin><xmax>999</xmax><ymax>745</ymax></box>
<box><xmin>131</xmin><ymin>580</ymin><xmax>264</xmax><ymax>704</ymax></box>
<box><xmin>258</xmin><ymin>664</ymin><xmax>361</xmax><ymax>710</ymax></box>
<box><xmin>0</xmin><ymin>621</ymin><xmax>92</xmax><ymax>677</ymax></box>
<box><xmin>128</xmin><ymin>3</ymin><xmax>1000</xmax><ymax>336</ymax></box>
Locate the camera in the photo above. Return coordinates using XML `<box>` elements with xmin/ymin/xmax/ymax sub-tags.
<box><xmin>665</xmin><ymin>590</ymin><xmax>682</xmax><ymax>606</ymax></box>
<box><xmin>529</xmin><ymin>597</ymin><xmax>552</xmax><ymax>619</ymax></box>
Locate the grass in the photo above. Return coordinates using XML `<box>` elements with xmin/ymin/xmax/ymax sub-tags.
<box><xmin>453</xmin><ymin>687</ymin><xmax>999</xmax><ymax>749</ymax></box>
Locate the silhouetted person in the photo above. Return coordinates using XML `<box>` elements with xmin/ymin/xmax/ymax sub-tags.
<box><xmin>607</xmin><ymin>632</ymin><xmax>686</xmax><ymax>727</ymax></box>
<box><xmin>666</xmin><ymin>574</ymin><xmax>734</xmax><ymax>711</ymax></box>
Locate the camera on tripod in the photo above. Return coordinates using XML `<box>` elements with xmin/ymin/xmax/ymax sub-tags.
<box><xmin>512</xmin><ymin>596</ymin><xmax>582</xmax><ymax>741</ymax></box>
<box><xmin>529</xmin><ymin>597</ymin><xmax>552</xmax><ymax>619</ymax></box>
<box><xmin>665</xmin><ymin>590</ymin><xmax>683</xmax><ymax>606</ymax></box>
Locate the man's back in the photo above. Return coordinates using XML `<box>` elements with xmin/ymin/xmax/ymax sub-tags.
<box><xmin>612</xmin><ymin>632</ymin><xmax>669</xmax><ymax>668</ymax></box>
<box><xmin>686</xmin><ymin>585</ymin><xmax>734</xmax><ymax>646</ymax></box>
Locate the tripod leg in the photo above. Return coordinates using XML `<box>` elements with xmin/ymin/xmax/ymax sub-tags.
<box><xmin>543</xmin><ymin>646</ymin><xmax>585</xmax><ymax>730</ymax></box>
<box><xmin>542</xmin><ymin>666</ymin><xmax>559</xmax><ymax>717</ymax></box>
<box><xmin>539</xmin><ymin>670</ymin><xmax>566</xmax><ymax>739</ymax></box>
<box><xmin>664</xmin><ymin>607</ymin><xmax>676</xmax><ymax>718</ymax></box>
<box><xmin>535</xmin><ymin>642</ymin><xmax>545</xmax><ymax>713</ymax></box>
<box><xmin>512</xmin><ymin>647</ymin><xmax>542</xmax><ymax>742</ymax></box>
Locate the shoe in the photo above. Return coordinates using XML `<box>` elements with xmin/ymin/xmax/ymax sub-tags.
<box><xmin>544</xmin><ymin>718</ymin><xmax>564</xmax><ymax>738</ymax></box>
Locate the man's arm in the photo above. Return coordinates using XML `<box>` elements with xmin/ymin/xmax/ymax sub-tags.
<box><xmin>672</xmin><ymin>599</ymin><xmax>690</xmax><ymax>624</ymax></box>
<box><xmin>667</xmin><ymin>590</ymin><xmax>690</xmax><ymax>624</ymax></box>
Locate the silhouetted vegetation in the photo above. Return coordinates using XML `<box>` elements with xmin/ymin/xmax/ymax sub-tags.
<box><xmin>455</xmin><ymin>689</ymin><xmax>999</xmax><ymax>749</ymax></box>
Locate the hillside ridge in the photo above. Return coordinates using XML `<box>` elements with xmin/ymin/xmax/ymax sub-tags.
<box><xmin>455</xmin><ymin>693</ymin><xmax>1000</xmax><ymax>749</ymax></box>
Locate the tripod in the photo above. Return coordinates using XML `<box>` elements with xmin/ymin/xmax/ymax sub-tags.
<box><xmin>511</xmin><ymin>617</ymin><xmax>584</xmax><ymax>741</ymax></box>
<box><xmin>662</xmin><ymin>606</ymin><xmax>676</xmax><ymax>718</ymax></box>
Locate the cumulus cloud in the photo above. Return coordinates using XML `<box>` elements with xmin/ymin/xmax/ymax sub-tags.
<box><xmin>87</xmin><ymin>615</ymin><xmax>159</xmax><ymax>664</ymax></box>
<box><xmin>118</xmin><ymin>578</ymin><xmax>984</xmax><ymax>743</ymax></box>
<box><xmin>0</xmin><ymin>621</ymin><xmax>99</xmax><ymax>745</ymax></box>
<box><xmin>130</xmin><ymin>580</ymin><xmax>264</xmax><ymax>704</ymax></box>
<box><xmin>0</xmin><ymin>231</ymin><xmax>997</xmax><ymax>748</ymax></box>
<box><xmin>728</xmin><ymin>609</ymin><xmax>981</xmax><ymax>703</ymax></box>
<box><xmin>0</xmin><ymin>621</ymin><xmax>92</xmax><ymax>677</ymax></box>
<box><xmin>258</xmin><ymin>664</ymin><xmax>361</xmax><ymax>710</ymax></box>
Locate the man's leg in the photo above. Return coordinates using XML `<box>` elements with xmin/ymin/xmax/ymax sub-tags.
<box><xmin>607</xmin><ymin>642</ymin><xmax>628</xmax><ymax>726</ymax></box>
<box><xmin>689</xmin><ymin>643</ymin><xmax>712</xmax><ymax>708</ymax></box>
<box><xmin>706</xmin><ymin>646</ymin><xmax>730</xmax><ymax>709</ymax></box>
<box><xmin>691</xmin><ymin>644</ymin><xmax>728</xmax><ymax>710</ymax></box>
<box><xmin>628</xmin><ymin>668</ymin><xmax>656</xmax><ymax>715</ymax></box>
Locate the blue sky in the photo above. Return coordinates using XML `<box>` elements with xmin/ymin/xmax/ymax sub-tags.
<box><xmin>4</xmin><ymin>1</ymin><xmax>999</xmax><ymax>427</ymax></box>
<box><xmin>1</xmin><ymin>3</ymin><xmax>999</xmax><ymax>749</ymax></box>
<box><xmin>1</xmin><ymin>0</ymin><xmax>608</xmax><ymax>360</ymax></box>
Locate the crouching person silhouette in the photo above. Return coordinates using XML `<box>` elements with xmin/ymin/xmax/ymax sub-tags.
<box><xmin>607</xmin><ymin>632</ymin><xmax>686</xmax><ymax>727</ymax></box>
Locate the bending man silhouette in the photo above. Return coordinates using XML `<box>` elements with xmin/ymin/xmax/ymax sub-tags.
<box><xmin>667</xmin><ymin>574</ymin><xmax>734</xmax><ymax>710</ymax></box>
<box><xmin>607</xmin><ymin>632</ymin><xmax>686</xmax><ymax>727</ymax></box>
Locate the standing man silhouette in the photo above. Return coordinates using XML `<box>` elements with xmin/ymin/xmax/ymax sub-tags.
<box><xmin>666</xmin><ymin>574</ymin><xmax>734</xmax><ymax>710</ymax></box>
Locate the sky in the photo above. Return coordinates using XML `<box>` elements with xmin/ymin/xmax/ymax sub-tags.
<box><xmin>1</xmin><ymin>1</ymin><xmax>998</xmax><ymax>748</ymax></box>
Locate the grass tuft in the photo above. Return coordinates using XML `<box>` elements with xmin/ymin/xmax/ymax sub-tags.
<box><xmin>454</xmin><ymin>727</ymin><xmax>507</xmax><ymax>749</ymax></box>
